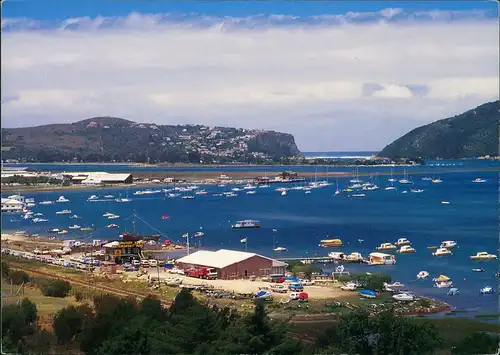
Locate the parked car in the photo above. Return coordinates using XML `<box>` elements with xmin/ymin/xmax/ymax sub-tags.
<box><xmin>288</xmin><ymin>283</ymin><xmax>304</xmax><ymax>291</ymax></box>
<box><xmin>271</xmin><ymin>284</ymin><xmax>287</xmax><ymax>293</ymax></box>
<box><xmin>301</xmin><ymin>279</ymin><xmax>315</xmax><ymax>286</ymax></box>
<box><xmin>341</xmin><ymin>283</ymin><xmax>358</xmax><ymax>291</ymax></box>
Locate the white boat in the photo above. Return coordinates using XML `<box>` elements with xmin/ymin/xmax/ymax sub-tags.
<box><xmin>473</xmin><ymin>178</ymin><xmax>487</xmax><ymax>183</ymax></box>
<box><xmin>103</xmin><ymin>212</ymin><xmax>114</xmax><ymax>217</ymax></box>
<box><xmin>56</xmin><ymin>196</ymin><xmax>70</xmax><ymax>203</ymax></box>
<box><xmin>410</xmin><ymin>188</ymin><xmax>424</xmax><ymax>193</ymax></box>
<box><xmin>441</xmin><ymin>201</ymin><xmax>450</xmax><ymax>204</ymax></box>
<box><xmin>273</xmin><ymin>247</ymin><xmax>287</xmax><ymax>252</ymax></box>
<box><xmin>384</xmin><ymin>282</ymin><xmax>405</xmax><ymax>292</ymax></box>
<box><xmin>440</xmin><ymin>240</ymin><xmax>457</xmax><ymax>248</ymax></box>
<box><xmin>417</xmin><ymin>271</ymin><xmax>429</xmax><ymax>279</ymax></box>
<box><xmin>434</xmin><ymin>281</ymin><xmax>453</xmax><ymax>288</ymax></box>
<box><xmin>108</xmin><ymin>214</ymin><xmax>120</xmax><ymax>219</ymax></box>
<box><xmin>68</xmin><ymin>225</ymin><xmax>81</xmax><ymax>229</ymax></box>
<box><xmin>392</xmin><ymin>292</ymin><xmax>415</xmax><ymax>302</ymax></box>
<box><xmin>469</xmin><ymin>252</ymin><xmax>497</xmax><ymax>260</ymax></box>
<box><xmin>367</xmin><ymin>252</ymin><xmax>396</xmax><ymax>265</ymax></box>
<box><xmin>88</xmin><ymin>195</ymin><xmax>99</xmax><ymax>201</ymax></box>
<box><xmin>195</xmin><ymin>190</ymin><xmax>208</xmax><ymax>195</ymax></box>
<box><xmin>351</xmin><ymin>193</ymin><xmax>366</xmax><ymax>197</ymax></box>
<box><xmin>106</xmin><ymin>224</ymin><xmax>119</xmax><ymax>229</ymax></box>
<box><xmin>1</xmin><ymin>196</ymin><xmax>25</xmax><ymax>214</ymax></box>
<box><xmin>397</xmin><ymin>245</ymin><xmax>416</xmax><ymax>254</ymax></box>
<box><xmin>58</xmin><ymin>229</ymin><xmax>69</xmax><ymax>235</ymax></box>
<box><xmin>376</xmin><ymin>243</ymin><xmax>397</xmax><ymax>251</ymax></box>
<box><xmin>70</xmin><ymin>215</ymin><xmax>81</xmax><ymax>219</ymax></box>
<box><xmin>232</xmin><ymin>220</ymin><xmax>261</xmax><ymax>229</ymax></box>
<box><xmin>104</xmin><ymin>195</ymin><xmax>114</xmax><ymax>198</ymax></box>
<box><xmin>281</xmin><ymin>190</ymin><xmax>287</xmax><ymax>196</ymax></box>
<box><xmin>116</xmin><ymin>198</ymin><xmax>131</xmax><ymax>203</ymax></box>
<box><xmin>480</xmin><ymin>286</ymin><xmax>495</xmax><ymax>295</ymax></box>
<box><xmin>39</xmin><ymin>201</ymin><xmax>55</xmax><ymax>205</ymax></box>
<box><xmin>421</xmin><ymin>177</ymin><xmax>433</xmax><ymax>181</ymax></box>
<box><xmin>56</xmin><ymin>209</ymin><xmax>72</xmax><ymax>215</ymax></box>
<box><xmin>385</xmin><ymin>186</ymin><xmax>397</xmax><ymax>190</ymax></box>
<box><xmin>328</xmin><ymin>252</ymin><xmax>346</xmax><ymax>261</ymax></box>
<box><xmin>243</xmin><ymin>184</ymin><xmax>256</xmax><ymax>190</ymax></box>
<box><xmin>259</xmin><ymin>184</ymin><xmax>270</xmax><ymax>188</ymax></box>
<box><xmin>395</xmin><ymin>238</ymin><xmax>411</xmax><ymax>246</ymax></box>
<box><xmin>432</xmin><ymin>178</ymin><xmax>443</xmax><ymax>184</ymax></box>
<box><xmin>399</xmin><ymin>169</ymin><xmax>412</xmax><ymax>184</ymax></box>
<box><xmin>432</xmin><ymin>248</ymin><xmax>453</xmax><ymax>256</ymax></box>
<box><xmin>32</xmin><ymin>218</ymin><xmax>49</xmax><ymax>223</ymax></box>
<box><xmin>182</xmin><ymin>196</ymin><xmax>195</xmax><ymax>200</ymax></box>
<box><xmin>246</xmin><ymin>191</ymin><xmax>256</xmax><ymax>195</ymax></box>
<box><xmin>346</xmin><ymin>252</ymin><xmax>364</xmax><ymax>262</ymax></box>
<box><xmin>193</xmin><ymin>231</ymin><xmax>205</xmax><ymax>237</ymax></box>
<box><xmin>225</xmin><ymin>193</ymin><xmax>237</xmax><ymax>197</ymax></box>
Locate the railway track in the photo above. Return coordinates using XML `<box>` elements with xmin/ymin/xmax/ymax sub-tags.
<box><xmin>10</xmin><ymin>265</ymin><xmax>172</xmax><ymax>307</ymax></box>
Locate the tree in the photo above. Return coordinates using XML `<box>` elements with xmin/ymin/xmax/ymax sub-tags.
<box><xmin>1</xmin><ymin>261</ymin><xmax>10</xmax><ymax>279</ymax></box>
<box><xmin>53</xmin><ymin>305</ymin><xmax>92</xmax><ymax>345</ymax></box>
<box><xmin>40</xmin><ymin>279</ymin><xmax>71</xmax><ymax>297</ymax></box>
<box><xmin>1</xmin><ymin>298</ymin><xmax>38</xmax><ymax>347</ymax></box>
<box><xmin>452</xmin><ymin>332</ymin><xmax>499</xmax><ymax>355</ymax></box>
<box><xmin>8</xmin><ymin>270</ymin><xmax>30</xmax><ymax>285</ymax></box>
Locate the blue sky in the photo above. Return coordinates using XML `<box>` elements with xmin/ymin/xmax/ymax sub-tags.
<box><xmin>2</xmin><ymin>1</ymin><xmax>498</xmax><ymax>151</ymax></box>
<box><xmin>4</xmin><ymin>0</ymin><xmax>497</xmax><ymax>20</ymax></box>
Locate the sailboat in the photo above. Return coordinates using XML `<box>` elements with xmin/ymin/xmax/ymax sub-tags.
<box><xmin>272</xmin><ymin>231</ymin><xmax>287</xmax><ymax>252</ymax></box>
<box><xmin>388</xmin><ymin>166</ymin><xmax>397</xmax><ymax>182</ymax></box>
<box><xmin>334</xmin><ymin>179</ymin><xmax>341</xmax><ymax>195</ymax></box>
<box><xmin>115</xmin><ymin>190</ymin><xmax>131</xmax><ymax>203</ymax></box>
<box><xmin>399</xmin><ymin>169</ymin><xmax>412</xmax><ymax>184</ymax></box>
<box><xmin>350</xmin><ymin>167</ymin><xmax>362</xmax><ymax>184</ymax></box>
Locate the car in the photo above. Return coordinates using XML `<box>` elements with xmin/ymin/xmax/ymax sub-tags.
<box><xmin>148</xmin><ymin>259</ymin><xmax>158</xmax><ymax>267</ymax></box>
<box><xmin>271</xmin><ymin>284</ymin><xmax>288</xmax><ymax>293</ymax></box>
<box><xmin>301</xmin><ymin>279</ymin><xmax>315</xmax><ymax>286</ymax></box>
<box><xmin>288</xmin><ymin>283</ymin><xmax>304</xmax><ymax>291</ymax></box>
<box><xmin>141</xmin><ymin>260</ymin><xmax>150</xmax><ymax>267</ymax></box>
<box><xmin>341</xmin><ymin>283</ymin><xmax>358</xmax><ymax>291</ymax></box>
<box><xmin>131</xmin><ymin>259</ymin><xmax>141</xmax><ymax>267</ymax></box>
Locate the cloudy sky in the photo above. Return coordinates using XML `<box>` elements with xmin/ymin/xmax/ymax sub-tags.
<box><xmin>1</xmin><ymin>1</ymin><xmax>498</xmax><ymax>151</ymax></box>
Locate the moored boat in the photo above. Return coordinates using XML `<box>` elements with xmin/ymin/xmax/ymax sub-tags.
<box><xmin>480</xmin><ymin>286</ymin><xmax>495</xmax><ymax>295</ymax></box>
<box><xmin>469</xmin><ymin>252</ymin><xmax>497</xmax><ymax>260</ymax></box>
<box><xmin>367</xmin><ymin>252</ymin><xmax>396</xmax><ymax>265</ymax></box>
<box><xmin>473</xmin><ymin>178</ymin><xmax>487</xmax><ymax>183</ymax></box>
<box><xmin>56</xmin><ymin>196</ymin><xmax>70</xmax><ymax>203</ymax></box>
<box><xmin>56</xmin><ymin>209</ymin><xmax>72</xmax><ymax>215</ymax></box>
<box><xmin>417</xmin><ymin>271</ymin><xmax>429</xmax><ymax>279</ymax></box>
<box><xmin>397</xmin><ymin>245</ymin><xmax>416</xmax><ymax>253</ymax></box>
<box><xmin>395</xmin><ymin>238</ymin><xmax>411</xmax><ymax>246</ymax></box>
<box><xmin>432</xmin><ymin>248</ymin><xmax>452</xmax><ymax>256</ymax></box>
<box><xmin>392</xmin><ymin>292</ymin><xmax>414</xmax><ymax>302</ymax></box>
<box><xmin>106</xmin><ymin>224</ymin><xmax>119</xmax><ymax>229</ymax></box>
<box><xmin>440</xmin><ymin>240</ymin><xmax>457</xmax><ymax>248</ymax></box>
<box><xmin>376</xmin><ymin>243</ymin><xmax>397</xmax><ymax>251</ymax></box>
<box><xmin>319</xmin><ymin>239</ymin><xmax>343</xmax><ymax>248</ymax></box>
<box><xmin>68</xmin><ymin>225</ymin><xmax>81</xmax><ymax>229</ymax></box>
<box><xmin>359</xmin><ymin>289</ymin><xmax>378</xmax><ymax>298</ymax></box>
<box><xmin>232</xmin><ymin>220</ymin><xmax>261</xmax><ymax>229</ymax></box>
<box><xmin>273</xmin><ymin>247</ymin><xmax>287</xmax><ymax>252</ymax></box>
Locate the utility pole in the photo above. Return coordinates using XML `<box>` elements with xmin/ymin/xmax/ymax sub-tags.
<box><xmin>186</xmin><ymin>234</ymin><xmax>190</xmax><ymax>255</ymax></box>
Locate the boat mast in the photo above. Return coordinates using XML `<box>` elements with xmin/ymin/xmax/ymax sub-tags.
<box><xmin>132</xmin><ymin>210</ymin><xmax>136</xmax><ymax>234</ymax></box>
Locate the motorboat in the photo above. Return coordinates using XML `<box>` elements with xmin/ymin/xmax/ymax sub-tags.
<box><xmin>341</xmin><ymin>283</ymin><xmax>358</xmax><ymax>291</ymax></box>
<box><xmin>32</xmin><ymin>218</ymin><xmax>48</xmax><ymax>223</ymax></box>
<box><xmin>193</xmin><ymin>231</ymin><xmax>205</xmax><ymax>237</ymax></box>
<box><xmin>384</xmin><ymin>282</ymin><xmax>405</xmax><ymax>292</ymax></box>
<box><xmin>397</xmin><ymin>245</ymin><xmax>416</xmax><ymax>254</ymax></box>
<box><xmin>281</xmin><ymin>190</ymin><xmax>287</xmax><ymax>196</ymax></box>
<box><xmin>395</xmin><ymin>238</ymin><xmax>411</xmax><ymax>246</ymax></box>
<box><xmin>473</xmin><ymin>178</ymin><xmax>487</xmax><ymax>183</ymax></box>
<box><xmin>447</xmin><ymin>288</ymin><xmax>460</xmax><ymax>296</ymax></box>
<box><xmin>243</xmin><ymin>184</ymin><xmax>256</xmax><ymax>190</ymax></box>
<box><xmin>56</xmin><ymin>196</ymin><xmax>70</xmax><ymax>203</ymax></box>
<box><xmin>273</xmin><ymin>247</ymin><xmax>287</xmax><ymax>252</ymax></box>
<box><xmin>116</xmin><ymin>198</ymin><xmax>131</xmax><ymax>203</ymax></box>
<box><xmin>434</xmin><ymin>281</ymin><xmax>453</xmax><ymax>288</ymax></box>
<box><xmin>480</xmin><ymin>286</ymin><xmax>495</xmax><ymax>295</ymax></box>
<box><xmin>68</xmin><ymin>225</ymin><xmax>81</xmax><ymax>229</ymax></box>
<box><xmin>392</xmin><ymin>292</ymin><xmax>414</xmax><ymax>302</ymax></box>
<box><xmin>472</xmin><ymin>268</ymin><xmax>485</xmax><ymax>272</ymax></box>
<box><xmin>441</xmin><ymin>201</ymin><xmax>450</xmax><ymax>204</ymax></box>
<box><xmin>432</xmin><ymin>248</ymin><xmax>453</xmax><ymax>256</ymax></box>
<box><xmin>57</xmin><ymin>230</ymin><xmax>68</xmax><ymax>235</ymax></box>
<box><xmin>328</xmin><ymin>252</ymin><xmax>346</xmax><ymax>261</ymax></box>
<box><xmin>351</xmin><ymin>193</ymin><xmax>366</xmax><ymax>197</ymax></box>
<box><xmin>70</xmin><ymin>215</ymin><xmax>81</xmax><ymax>219</ymax></box>
<box><xmin>376</xmin><ymin>243</ymin><xmax>397</xmax><ymax>251</ymax></box>
<box><xmin>440</xmin><ymin>241</ymin><xmax>457</xmax><ymax>248</ymax></box>
<box><xmin>427</xmin><ymin>245</ymin><xmax>438</xmax><ymax>249</ymax></box>
<box><xmin>469</xmin><ymin>252</ymin><xmax>497</xmax><ymax>260</ymax></box>
<box><xmin>232</xmin><ymin>220</ymin><xmax>261</xmax><ymax>229</ymax></box>
<box><xmin>367</xmin><ymin>252</ymin><xmax>396</xmax><ymax>265</ymax></box>
<box><xmin>87</xmin><ymin>195</ymin><xmax>99</xmax><ymax>201</ymax></box>
<box><xmin>47</xmin><ymin>228</ymin><xmax>61</xmax><ymax>233</ymax></box>
<box><xmin>417</xmin><ymin>271</ymin><xmax>429</xmax><ymax>279</ymax></box>
<box><xmin>319</xmin><ymin>239</ymin><xmax>343</xmax><ymax>248</ymax></box>
<box><xmin>433</xmin><ymin>275</ymin><xmax>451</xmax><ymax>282</ymax></box>
<box><xmin>345</xmin><ymin>252</ymin><xmax>363</xmax><ymax>262</ymax></box>
<box><xmin>39</xmin><ymin>201</ymin><xmax>55</xmax><ymax>205</ymax></box>
<box><xmin>359</xmin><ymin>289</ymin><xmax>378</xmax><ymax>298</ymax></box>
<box><xmin>107</xmin><ymin>214</ymin><xmax>120</xmax><ymax>219</ymax></box>
<box><xmin>56</xmin><ymin>209</ymin><xmax>72</xmax><ymax>215</ymax></box>
<box><xmin>106</xmin><ymin>224</ymin><xmax>119</xmax><ymax>229</ymax></box>
<box><xmin>182</xmin><ymin>196</ymin><xmax>195</xmax><ymax>200</ymax></box>
<box><xmin>432</xmin><ymin>178</ymin><xmax>443</xmax><ymax>183</ymax></box>
<box><xmin>104</xmin><ymin>195</ymin><xmax>114</xmax><ymax>198</ymax></box>
<box><xmin>384</xmin><ymin>186</ymin><xmax>397</xmax><ymax>190</ymax></box>
<box><xmin>80</xmin><ymin>227</ymin><xmax>94</xmax><ymax>232</ymax></box>
<box><xmin>410</xmin><ymin>188</ymin><xmax>424</xmax><ymax>193</ymax></box>
<box><xmin>195</xmin><ymin>190</ymin><xmax>208</xmax><ymax>195</ymax></box>
<box><xmin>103</xmin><ymin>212</ymin><xmax>114</xmax><ymax>217</ymax></box>
<box><xmin>246</xmin><ymin>191</ymin><xmax>256</xmax><ymax>195</ymax></box>
<box><xmin>421</xmin><ymin>177</ymin><xmax>433</xmax><ymax>181</ymax></box>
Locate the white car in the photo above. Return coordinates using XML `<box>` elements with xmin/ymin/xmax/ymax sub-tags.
<box><xmin>341</xmin><ymin>283</ymin><xmax>358</xmax><ymax>291</ymax></box>
<box><xmin>301</xmin><ymin>279</ymin><xmax>315</xmax><ymax>286</ymax></box>
<box><xmin>271</xmin><ymin>284</ymin><xmax>288</xmax><ymax>293</ymax></box>
<box><xmin>148</xmin><ymin>259</ymin><xmax>158</xmax><ymax>267</ymax></box>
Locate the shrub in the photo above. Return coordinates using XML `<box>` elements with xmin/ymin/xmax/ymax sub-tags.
<box><xmin>8</xmin><ymin>270</ymin><xmax>30</xmax><ymax>285</ymax></box>
<box><xmin>53</xmin><ymin>305</ymin><xmax>92</xmax><ymax>345</ymax></box>
<box><xmin>40</xmin><ymin>280</ymin><xmax>72</xmax><ymax>298</ymax></box>
<box><xmin>1</xmin><ymin>261</ymin><xmax>10</xmax><ymax>279</ymax></box>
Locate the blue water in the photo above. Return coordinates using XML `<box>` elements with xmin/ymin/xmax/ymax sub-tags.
<box><xmin>2</xmin><ymin>161</ymin><xmax>499</xmax><ymax>315</ymax></box>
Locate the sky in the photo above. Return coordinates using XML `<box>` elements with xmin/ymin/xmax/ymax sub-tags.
<box><xmin>1</xmin><ymin>1</ymin><xmax>498</xmax><ymax>151</ymax></box>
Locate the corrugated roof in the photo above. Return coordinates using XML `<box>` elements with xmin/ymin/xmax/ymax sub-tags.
<box><xmin>177</xmin><ymin>249</ymin><xmax>274</xmax><ymax>269</ymax></box>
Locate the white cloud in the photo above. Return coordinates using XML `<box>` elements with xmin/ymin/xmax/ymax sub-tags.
<box><xmin>1</xmin><ymin>10</ymin><xmax>498</xmax><ymax>150</ymax></box>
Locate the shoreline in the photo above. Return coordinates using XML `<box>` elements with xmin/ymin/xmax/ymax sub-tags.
<box><xmin>1</xmin><ymin>166</ymin><xmax>499</xmax><ymax>193</ymax></box>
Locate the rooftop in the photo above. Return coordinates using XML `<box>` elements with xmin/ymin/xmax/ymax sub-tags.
<box><xmin>177</xmin><ymin>249</ymin><xmax>280</xmax><ymax>269</ymax></box>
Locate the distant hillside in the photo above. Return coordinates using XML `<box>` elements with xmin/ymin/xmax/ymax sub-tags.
<box><xmin>1</xmin><ymin>117</ymin><xmax>303</xmax><ymax>163</ymax></box>
<box><xmin>379</xmin><ymin>101</ymin><xmax>499</xmax><ymax>159</ymax></box>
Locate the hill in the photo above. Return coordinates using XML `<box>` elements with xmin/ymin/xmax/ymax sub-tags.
<box><xmin>1</xmin><ymin>117</ymin><xmax>303</xmax><ymax>163</ymax></box>
<box><xmin>378</xmin><ymin>101</ymin><xmax>499</xmax><ymax>159</ymax></box>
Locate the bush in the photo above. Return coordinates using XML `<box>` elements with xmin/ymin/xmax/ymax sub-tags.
<box><xmin>452</xmin><ymin>332</ymin><xmax>500</xmax><ymax>354</ymax></box>
<box><xmin>53</xmin><ymin>305</ymin><xmax>92</xmax><ymax>345</ymax></box>
<box><xmin>9</xmin><ymin>270</ymin><xmax>30</xmax><ymax>285</ymax></box>
<box><xmin>40</xmin><ymin>280</ymin><xmax>72</xmax><ymax>298</ymax></box>
<box><xmin>1</xmin><ymin>261</ymin><xmax>10</xmax><ymax>279</ymax></box>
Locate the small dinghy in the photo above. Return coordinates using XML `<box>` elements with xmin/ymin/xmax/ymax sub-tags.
<box><xmin>447</xmin><ymin>288</ymin><xmax>460</xmax><ymax>296</ymax></box>
<box><xmin>359</xmin><ymin>289</ymin><xmax>378</xmax><ymax>298</ymax></box>
<box><xmin>472</xmin><ymin>268</ymin><xmax>485</xmax><ymax>272</ymax></box>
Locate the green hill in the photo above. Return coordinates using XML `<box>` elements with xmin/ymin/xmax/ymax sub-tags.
<box><xmin>379</xmin><ymin>101</ymin><xmax>499</xmax><ymax>159</ymax></box>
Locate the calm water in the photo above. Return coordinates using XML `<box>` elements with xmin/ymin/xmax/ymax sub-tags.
<box><xmin>2</xmin><ymin>161</ymin><xmax>499</xmax><ymax>315</ymax></box>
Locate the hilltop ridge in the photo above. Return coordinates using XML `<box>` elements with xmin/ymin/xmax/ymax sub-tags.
<box><xmin>1</xmin><ymin>117</ymin><xmax>303</xmax><ymax>163</ymax></box>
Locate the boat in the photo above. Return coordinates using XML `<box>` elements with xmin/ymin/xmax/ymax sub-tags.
<box><xmin>447</xmin><ymin>288</ymin><xmax>460</xmax><ymax>296</ymax></box>
<box><xmin>432</xmin><ymin>248</ymin><xmax>453</xmax><ymax>256</ymax></box>
<box><xmin>334</xmin><ymin>180</ymin><xmax>341</xmax><ymax>195</ymax></box>
<box><xmin>345</xmin><ymin>252</ymin><xmax>363</xmax><ymax>262</ymax></box>
<box><xmin>376</xmin><ymin>243</ymin><xmax>397</xmax><ymax>251</ymax></box>
<box><xmin>1</xmin><ymin>196</ymin><xmax>25</xmax><ymax>214</ymax></box>
<box><xmin>472</xmin><ymin>268</ymin><xmax>485</xmax><ymax>272</ymax></box>
<box><xmin>417</xmin><ymin>271</ymin><xmax>429</xmax><ymax>279</ymax></box>
<box><xmin>432</xmin><ymin>178</ymin><xmax>443</xmax><ymax>184</ymax></box>
<box><xmin>56</xmin><ymin>209</ymin><xmax>72</xmax><ymax>215</ymax></box>
<box><xmin>14</xmin><ymin>230</ymin><xmax>27</xmax><ymax>236</ymax></box>
<box><xmin>182</xmin><ymin>196</ymin><xmax>195</xmax><ymax>200</ymax></box>
<box><xmin>106</xmin><ymin>224</ymin><xmax>119</xmax><ymax>229</ymax></box>
<box><xmin>384</xmin><ymin>186</ymin><xmax>397</xmax><ymax>191</ymax></box>
<box><xmin>273</xmin><ymin>247</ymin><xmax>287</xmax><ymax>252</ymax></box>
<box><xmin>58</xmin><ymin>229</ymin><xmax>68</xmax><ymax>234</ymax></box>
<box><xmin>255</xmin><ymin>290</ymin><xmax>273</xmax><ymax>300</ymax></box>
<box><xmin>281</xmin><ymin>190</ymin><xmax>287</xmax><ymax>196</ymax></box>
<box><xmin>399</xmin><ymin>169</ymin><xmax>412</xmax><ymax>184</ymax></box>
<box><xmin>32</xmin><ymin>218</ymin><xmax>49</xmax><ymax>223</ymax></box>
<box><xmin>392</xmin><ymin>292</ymin><xmax>414</xmax><ymax>302</ymax></box>
<box><xmin>395</xmin><ymin>238</ymin><xmax>411</xmax><ymax>246</ymax></box>
<box><xmin>103</xmin><ymin>212</ymin><xmax>114</xmax><ymax>217</ymax></box>
<box><xmin>367</xmin><ymin>252</ymin><xmax>396</xmax><ymax>265</ymax></box>
<box><xmin>104</xmin><ymin>195</ymin><xmax>114</xmax><ymax>198</ymax></box>
<box><xmin>107</xmin><ymin>214</ymin><xmax>120</xmax><ymax>219</ymax></box>
<box><xmin>480</xmin><ymin>286</ymin><xmax>495</xmax><ymax>295</ymax></box>
<box><xmin>328</xmin><ymin>252</ymin><xmax>346</xmax><ymax>260</ymax></box>
<box><xmin>351</xmin><ymin>193</ymin><xmax>366</xmax><ymax>197</ymax></box>
<box><xmin>80</xmin><ymin>227</ymin><xmax>94</xmax><ymax>232</ymax></box>
<box><xmin>116</xmin><ymin>197</ymin><xmax>131</xmax><ymax>203</ymax></box>
<box><xmin>433</xmin><ymin>275</ymin><xmax>451</xmax><ymax>282</ymax></box>
<box><xmin>397</xmin><ymin>245</ymin><xmax>416</xmax><ymax>254</ymax></box>
<box><xmin>319</xmin><ymin>239</ymin><xmax>343</xmax><ymax>248</ymax></box>
<box><xmin>246</xmin><ymin>191</ymin><xmax>256</xmax><ymax>195</ymax></box>
<box><xmin>469</xmin><ymin>252</ymin><xmax>497</xmax><ymax>260</ymax></box>
<box><xmin>427</xmin><ymin>245</ymin><xmax>438</xmax><ymax>249</ymax></box>
<box><xmin>68</xmin><ymin>225</ymin><xmax>81</xmax><ymax>229</ymax></box>
<box><xmin>39</xmin><ymin>201</ymin><xmax>55</xmax><ymax>205</ymax></box>
<box><xmin>359</xmin><ymin>290</ymin><xmax>378</xmax><ymax>298</ymax></box>
<box><xmin>70</xmin><ymin>215</ymin><xmax>81</xmax><ymax>219</ymax></box>
<box><xmin>441</xmin><ymin>201</ymin><xmax>450</xmax><ymax>204</ymax></box>
<box><xmin>243</xmin><ymin>184</ymin><xmax>256</xmax><ymax>190</ymax></box>
<box><xmin>410</xmin><ymin>188</ymin><xmax>424</xmax><ymax>193</ymax></box>
<box><xmin>195</xmin><ymin>190</ymin><xmax>208</xmax><ymax>195</ymax></box>
<box><xmin>434</xmin><ymin>281</ymin><xmax>453</xmax><ymax>288</ymax></box>
<box><xmin>47</xmin><ymin>228</ymin><xmax>61</xmax><ymax>233</ymax></box>
<box><xmin>440</xmin><ymin>241</ymin><xmax>457</xmax><ymax>248</ymax></box>
<box><xmin>56</xmin><ymin>196</ymin><xmax>70</xmax><ymax>203</ymax></box>
<box><xmin>421</xmin><ymin>177</ymin><xmax>433</xmax><ymax>181</ymax></box>
<box><xmin>232</xmin><ymin>220</ymin><xmax>261</xmax><ymax>229</ymax></box>
<box><xmin>87</xmin><ymin>195</ymin><xmax>99</xmax><ymax>201</ymax></box>
<box><xmin>473</xmin><ymin>178</ymin><xmax>487</xmax><ymax>183</ymax></box>
<box><xmin>384</xmin><ymin>282</ymin><xmax>405</xmax><ymax>292</ymax></box>
<box><xmin>193</xmin><ymin>232</ymin><xmax>205</xmax><ymax>237</ymax></box>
